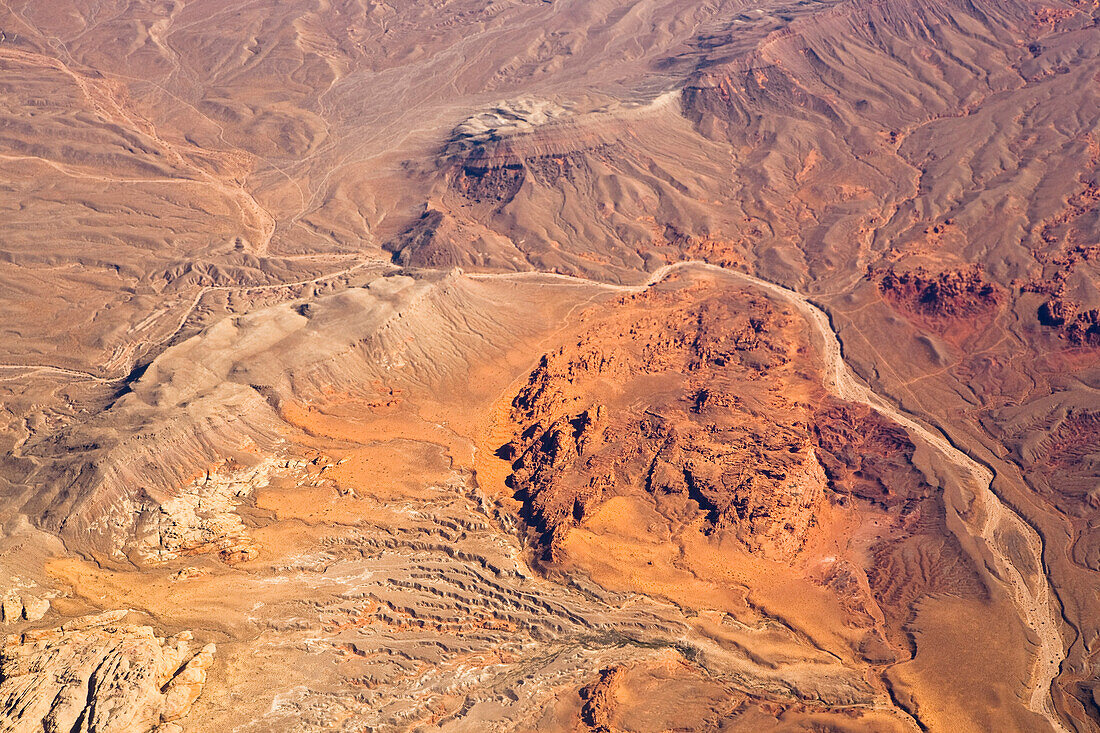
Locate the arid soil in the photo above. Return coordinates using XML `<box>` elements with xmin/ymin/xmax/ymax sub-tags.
<box><xmin>1</xmin><ymin>0</ymin><xmax>1099</xmax><ymax>731</ymax></box>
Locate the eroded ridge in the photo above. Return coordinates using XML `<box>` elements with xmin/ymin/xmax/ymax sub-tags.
<box><xmin>238</xmin><ymin>471</ymin><xmax>880</xmax><ymax>730</ymax></box>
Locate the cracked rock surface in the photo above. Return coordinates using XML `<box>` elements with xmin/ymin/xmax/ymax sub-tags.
<box><xmin>0</xmin><ymin>611</ymin><xmax>213</xmax><ymax>733</ymax></box>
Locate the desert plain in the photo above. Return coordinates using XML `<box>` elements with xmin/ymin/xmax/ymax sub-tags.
<box><xmin>0</xmin><ymin>0</ymin><xmax>1099</xmax><ymax>731</ymax></box>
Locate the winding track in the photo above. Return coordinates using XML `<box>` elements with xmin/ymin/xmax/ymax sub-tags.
<box><xmin>473</xmin><ymin>260</ymin><xmax>1069</xmax><ymax>732</ymax></box>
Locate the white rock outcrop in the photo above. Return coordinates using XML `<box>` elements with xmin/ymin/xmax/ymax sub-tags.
<box><xmin>0</xmin><ymin>611</ymin><xmax>213</xmax><ymax>732</ymax></box>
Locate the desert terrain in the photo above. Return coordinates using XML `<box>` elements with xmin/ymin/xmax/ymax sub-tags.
<box><xmin>0</xmin><ymin>0</ymin><xmax>1098</xmax><ymax>730</ymax></box>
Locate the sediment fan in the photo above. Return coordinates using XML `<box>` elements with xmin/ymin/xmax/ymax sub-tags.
<box><xmin>0</xmin><ymin>0</ymin><xmax>1097</xmax><ymax>730</ymax></box>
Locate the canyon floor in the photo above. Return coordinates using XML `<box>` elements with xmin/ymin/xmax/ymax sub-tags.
<box><xmin>1</xmin><ymin>0</ymin><xmax>1099</xmax><ymax>731</ymax></box>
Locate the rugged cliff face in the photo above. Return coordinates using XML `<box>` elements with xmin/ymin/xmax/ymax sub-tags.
<box><xmin>877</xmin><ymin>267</ymin><xmax>1004</xmax><ymax>320</ymax></box>
<box><xmin>0</xmin><ymin>611</ymin><xmax>214</xmax><ymax>733</ymax></box>
<box><xmin>500</xmin><ymin>276</ymin><xmax>828</xmax><ymax>563</ymax></box>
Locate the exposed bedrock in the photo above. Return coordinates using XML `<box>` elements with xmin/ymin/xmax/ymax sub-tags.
<box><xmin>501</xmin><ymin>277</ymin><xmax>828</xmax><ymax>563</ymax></box>
<box><xmin>0</xmin><ymin>611</ymin><xmax>213</xmax><ymax>733</ymax></box>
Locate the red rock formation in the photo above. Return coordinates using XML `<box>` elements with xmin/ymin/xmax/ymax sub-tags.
<box><xmin>813</xmin><ymin>400</ymin><xmax>928</xmax><ymax>508</ymax></box>
<box><xmin>1038</xmin><ymin>297</ymin><xmax>1100</xmax><ymax>346</ymax></box>
<box><xmin>1039</xmin><ymin>296</ymin><xmax>1078</xmax><ymax>327</ymax></box>
<box><xmin>502</xmin><ymin>277</ymin><xmax>828</xmax><ymax>562</ymax></box>
<box><xmin>579</xmin><ymin>666</ymin><xmax>622</xmax><ymax>733</ymax></box>
<box><xmin>877</xmin><ymin>266</ymin><xmax>1003</xmax><ymax>319</ymax></box>
<box><xmin>1064</xmin><ymin>309</ymin><xmax>1100</xmax><ymax>346</ymax></box>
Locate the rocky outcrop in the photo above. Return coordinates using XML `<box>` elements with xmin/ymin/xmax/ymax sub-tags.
<box><xmin>877</xmin><ymin>266</ymin><xmax>1003</xmax><ymax>320</ymax></box>
<box><xmin>135</xmin><ymin>456</ymin><xmax>325</xmax><ymax>566</ymax></box>
<box><xmin>1061</xmin><ymin>306</ymin><xmax>1099</xmax><ymax>347</ymax></box>
<box><xmin>1038</xmin><ymin>296</ymin><xmax>1078</xmax><ymax>327</ymax></box>
<box><xmin>0</xmin><ymin>611</ymin><xmax>213</xmax><ymax>732</ymax></box>
<box><xmin>502</xmin><ymin>278</ymin><xmax>829</xmax><ymax>562</ymax></box>
<box><xmin>1026</xmin><ymin>182</ymin><xmax>1100</xmax><ymax>344</ymax></box>
<box><xmin>812</xmin><ymin>400</ymin><xmax>929</xmax><ymax>509</ymax></box>
<box><xmin>1039</xmin><ymin>297</ymin><xmax>1100</xmax><ymax>346</ymax></box>
<box><xmin>0</xmin><ymin>593</ymin><xmax>48</xmax><ymax>624</ymax></box>
<box><xmin>579</xmin><ymin>666</ymin><xmax>622</xmax><ymax>733</ymax></box>
<box><xmin>508</xmin><ymin>406</ymin><xmax>610</xmax><ymax>554</ymax></box>
<box><xmin>400</xmin><ymin>89</ymin><xmax>743</xmax><ymax>282</ymax></box>
<box><xmin>135</xmin><ymin>458</ymin><xmax>279</xmax><ymax>566</ymax></box>
<box><xmin>453</xmin><ymin>164</ymin><xmax>526</xmax><ymax>206</ymax></box>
